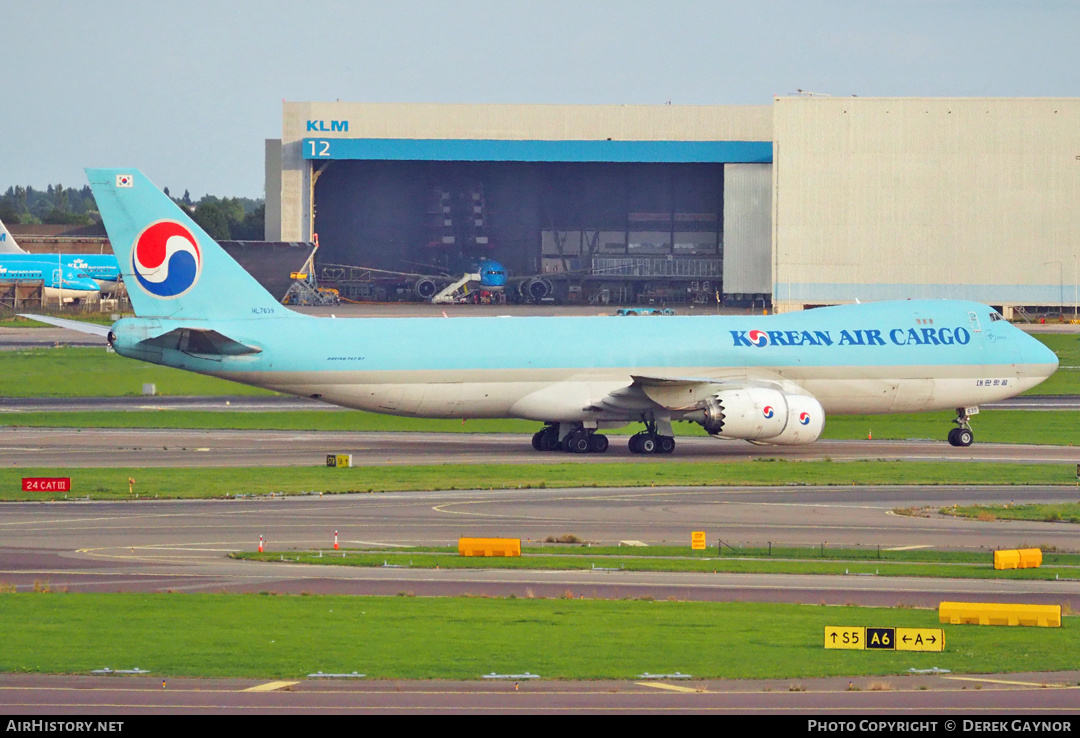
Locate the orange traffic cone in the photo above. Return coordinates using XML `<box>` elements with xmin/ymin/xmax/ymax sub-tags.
<box><xmin>258</xmin><ymin>535</ymin><xmax>264</xmax><ymax>553</ymax></box>
<box><xmin>868</xmin><ymin>429</ymin><xmax>872</xmax><ymax>440</ymax></box>
<box><xmin>334</xmin><ymin>531</ymin><xmax>339</xmax><ymax>551</ymax></box>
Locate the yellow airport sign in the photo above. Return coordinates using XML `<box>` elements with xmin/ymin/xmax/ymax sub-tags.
<box><xmin>824</xmin><ymin>626</ymin><xmax>865</xmax><ymax>650</ymax></box>
<box><xmin>865</xmin><ymin>627</ymin><xmax>895</xmax><ymax>650</ymax></box>
<box><xmin>896</xmin><ymin>628</ymin><xmax>945</xmax><ymax>652</ymax></box>
<box><xmin>691</xmin><ymin>531</ymin><xmax>707</xmax><ymax>550</ymax></box>
<box><xmin>826</xmin><ymin>626</ymin><xmax>945</xmax><ymax>652</ymax></box>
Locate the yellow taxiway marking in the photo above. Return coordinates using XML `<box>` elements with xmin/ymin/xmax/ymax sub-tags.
<box><xmin>243</xmin><ymin>681</ymin><xmax>299</xmax><ymax>692</ymax></box>
<box><xmin>635</xmin><ymin>682</ymin><xmax>704</xmax><ymax>694</ymax></box>
<box><xmin>944</xmin><ymin>677</ymin><xmax>1070</xmax><ymax>688</ymax></box>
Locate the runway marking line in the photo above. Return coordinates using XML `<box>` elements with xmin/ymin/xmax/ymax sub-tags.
<box><xmin>635</xmin><ymin>682</ymin><xmax>705</xmax><ymax>694</ymax></box>
<box><xmin>244</xmin><ymin>681</ymin><xmax>299</xmax><ymax>692</ymax></box>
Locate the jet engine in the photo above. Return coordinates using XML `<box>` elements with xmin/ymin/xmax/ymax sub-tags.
<box><xmin>519</xmin><ymin>277</ymin><xmax>553</xmax><ymax>302</ymax></box>
<box><xmin>692</xmin><ymin>388</ymin><xmax>824</xmax><ymax>445</ymax></box>
<box><xmin>414</xmin><ymin>277</ymin><xmax>439</xmax><ymax>300</ymax></box>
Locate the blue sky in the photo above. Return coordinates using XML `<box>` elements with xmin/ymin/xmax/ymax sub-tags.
<box><xmin>3</xmin><ymin>0</ymin><xmax>1077</xmax><ymax>198</ymax></box>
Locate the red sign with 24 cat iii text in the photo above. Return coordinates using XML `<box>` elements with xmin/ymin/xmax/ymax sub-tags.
<box><xmin>22</xmin><ymin>478</ymin><xmax>71</xmax><ymax>492</ymax></box>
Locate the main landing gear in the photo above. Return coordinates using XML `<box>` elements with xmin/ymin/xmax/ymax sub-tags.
<box><xmin>531</xmin><ymin>423</ymin><xmax>610</xmax><ymax>454</ymax></box>
<box><xmin>947</xmin><ymin>407</ymin><xmax>975</xmax><ymax>447</ymax></box>
<box><xmin>531</xmin><ymin>418</ymin><xmax>675</xmax><ymax>455</ymax></box>
<box><xmin>628</xmin><ymin>418</ymin><xmax>675</xmax><ymax>455</ymax></box>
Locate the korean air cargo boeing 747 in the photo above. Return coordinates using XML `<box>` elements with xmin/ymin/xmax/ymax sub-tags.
<box><xmin>29</xmin><ymin>169</ymin><xmax>1059</xmax><ymax>455</ymax></box>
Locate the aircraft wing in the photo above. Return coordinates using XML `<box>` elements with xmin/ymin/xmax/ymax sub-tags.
<box><xmin>583</xmin><ymin>374</ymin><xmax>787</xmax><ymax>415</ymax></box>
<box><xmin>19</xmin><ymin>314</ymin><xmax>111</xmax><ymax>338</ymax></box>
<box><xmin>628</xmin><ymin>374</ymin><xmax>787</xmax><ymax>410</ymax></box>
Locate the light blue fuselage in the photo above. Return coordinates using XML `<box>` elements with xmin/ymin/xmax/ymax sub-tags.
<box><xmin>109</xmin><ymin>299</ymin><xmax>1058</xmax><ymax>423</ymax></box>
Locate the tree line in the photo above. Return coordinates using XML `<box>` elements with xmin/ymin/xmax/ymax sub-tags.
<box><xmin>0</xmin><ymin>184</ymin><xmax>265</xmax><ymax>241</ymax></box>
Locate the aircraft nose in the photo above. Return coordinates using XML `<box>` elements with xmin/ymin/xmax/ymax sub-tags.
<box><xmin>1019</xmin><ymin>332</ymin><xmax>1059</xmax><ymax>378</ymax></box>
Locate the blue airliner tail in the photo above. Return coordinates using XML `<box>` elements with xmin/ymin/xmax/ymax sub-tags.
<box><xmin>86</xmin><ymin>168</ymin><xmax>287</xmax><ymax>320</ymax></box>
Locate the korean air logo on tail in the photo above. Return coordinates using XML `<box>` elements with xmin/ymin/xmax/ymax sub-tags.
<box><xmin>799</xmin><ymin>412</ymin><xmax>811</xmax><ymax>426</ymax></box>
<box><xmin>131</xmin><ymin>221</ymin><xmax>202</xmax><ymax>298</ymax></box>
<box><xmin>762</xmin><ymin>405</ymin><xmax>775</xmax><ymax>419</ymax></box>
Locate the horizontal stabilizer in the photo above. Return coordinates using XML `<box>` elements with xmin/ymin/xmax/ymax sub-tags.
<box><xmin>18</xmin><ymin>314</ymin><xmax>111</xmax><ymax>338</ymax></box>
<box><xmin>138</xmin><ymin>328</ymin><xmax>262</xmax><ymax>356</ymax></box>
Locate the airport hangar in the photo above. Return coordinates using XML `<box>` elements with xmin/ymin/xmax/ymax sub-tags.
<box><xmin>265</xmin><ymin>97</ymin><xmax>1080</xmax><ymax>314</ymax></box>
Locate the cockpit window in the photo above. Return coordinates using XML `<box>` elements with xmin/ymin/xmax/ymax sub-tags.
<box><xmin>989</xmin><ymin>312</ymin><xmax>1003</xmax><ymax>322</ymax></box>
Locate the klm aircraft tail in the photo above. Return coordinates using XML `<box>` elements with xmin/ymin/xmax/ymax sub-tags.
<box><xmin>0</xmin><ymin>218</ymin><xmax>27</xmax><ymax>254</ymax></box>
<box><xmin>86</xmin><ymin>168</ymin><xmax>287</xmax><ymax>320</ymax></box>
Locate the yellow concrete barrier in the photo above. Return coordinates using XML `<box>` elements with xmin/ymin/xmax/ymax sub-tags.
<box><xmin>993</xmin><ymin>548</ymin><xmax>1042</xmax><ymax>569</ymax></box>
<box><xmin>1018</xmin><ymin>548</ymin><xmax>1043</xmax><ymax>568</ymax></box>
<box><xmin>939</xmin><ymin>601</ymin><xmax>1060</xmax><ymax>627</ymax></box>
<box><xmin>993</xmin><ymin>550</ymin><xmax>1020</xmax><ymax>569</ymax></box>
<box><xmin>458</xmin><ymin>537</ymin><xmax>521</xmax><ymax>557</ymax></box>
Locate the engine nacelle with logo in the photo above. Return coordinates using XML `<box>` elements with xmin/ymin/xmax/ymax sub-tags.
<box><xmin>763</xmin><ymin>393</ymin><xmax>825</xmax><ymax>445</ymax></box>
<box><xmin>694</xmin><ymin>388</ymin><xmax>824</xmax><ymax>445</ymax></box>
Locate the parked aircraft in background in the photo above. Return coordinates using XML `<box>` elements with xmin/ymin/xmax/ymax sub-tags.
<box><xmin>402</xmin><ymin>257</ymin><xmax>507</xmax><ymax>303</ymax></box>
<box><xmin>0</xmin><ymin>259</ymin><xmax>102</xmax><ymax>301</ymax></box>
<box><xmin>0</xmin><ymin>218</ymin><xmax>121</xmax><ymax>293</ymax></box>
<box><xmin>320</xmin><ymin>257</ymin><xmax>511</xmax><ymax>304</ymax></box>
<box><xmin>29</xmin><ymin>168</ymin><xmax>1059</xmax><ymax>455</ymax></box>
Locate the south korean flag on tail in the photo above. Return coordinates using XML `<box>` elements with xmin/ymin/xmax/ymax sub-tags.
<box><xmin>116</xmin><ymin>174</ymin><xmax>134</xmax><ymax>188</ymax></box>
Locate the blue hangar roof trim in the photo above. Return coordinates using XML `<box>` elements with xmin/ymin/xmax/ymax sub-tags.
<box><xmin>301</xmin><ymin>138</ymin><xmax>772</xmax><ymax>163</ymax></box>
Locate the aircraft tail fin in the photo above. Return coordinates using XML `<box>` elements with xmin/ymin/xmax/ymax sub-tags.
<box><xmin>85</xmin><ymin>168</ymin><xmax>290</xmax><ymax>320</ymax></box>
<box><xmin>0</xmin><ymin>218</ymin><xmax>28</xmax><ymax>254</ymax></box>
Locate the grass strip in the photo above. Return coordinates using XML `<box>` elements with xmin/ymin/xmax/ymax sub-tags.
<box><xmin>3</xmin><ymin>462</ymin><xmax>1080</xmax><ymax>502</ymax></box>
<box><xmin>0</xmin><ymin>410</ymin><xmax>538</xmax><ymax>434</ymax></box>
<box><xmin>255</xmin><ymin>544</ymin><xmax>1080</xmax><ymax>565</ymax></box>
<box><xmin>4</xmin><ymin>406</ymin><xmax>1080</xmax><ymax>446</ymax></box>
<box><xmin>233</xmin><ymin>550</ymin><xmax>1080</xmax><ymax>580</ymax></box>
<box><xmin>0</xmin><ymin>594</ymin><xmax>1077</xmax><ymax>680</ymax></box>
<box><xmin>0</xmin><ymin>348</ymin><xmax>276</xmax><ymax>398</ymax></box>
<box><xmin>943</xmin><ymin>503</ymin><xmax>1080</xmax><ymax>524</ymax></box>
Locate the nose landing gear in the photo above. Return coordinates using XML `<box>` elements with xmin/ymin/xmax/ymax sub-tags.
<box><xmin>948</xmin><ymin>407</ymin><xmax>976</xmax><ymax>447</ymax></box>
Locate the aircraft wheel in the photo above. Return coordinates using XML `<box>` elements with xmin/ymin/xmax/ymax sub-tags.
<box><xmin>948</xmin><ymin>428</ymin><xmax>974</xmax><ymax>447</ymax></box>
<box><xmin>628</xmin><ymin>433</ymin><xmax>644</xmax><ymax>454</ymax></box>
<box><xmin>540</xmin><ymin>426</ymin><xmax>562</xmax><ymax>452</ymax></box>
<box><xmin>531</xmin><ymin>430</ymin><xmax>545</xmax><ymax>451</ymax></box>
<box><xmin>638</xmin><ymin>435</ymin><xmax>658</xmax><ymax>454</ymax></box>
<box><xmin>658</xmin><ymin>436</ymin><xmax>676</xmax><ymax>454</ymax></box>
<box><xmin>588</xmin><ymin>434</ymin><xmax>609</xmax><ymax>454</ymax></box>
<box><xmin>565</xmin><ymin>429</ymin><xmax>591</xmax><ymax>454</ymax></box>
